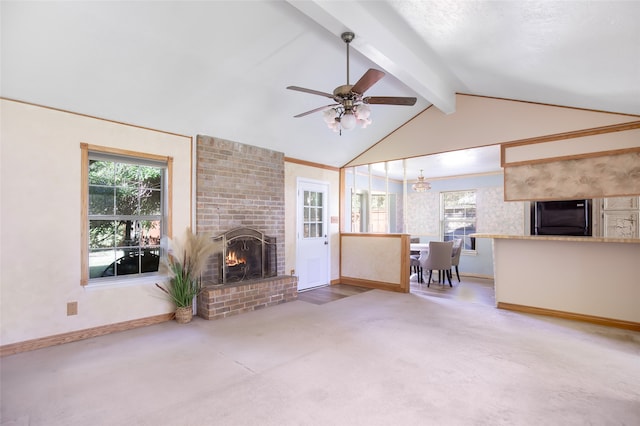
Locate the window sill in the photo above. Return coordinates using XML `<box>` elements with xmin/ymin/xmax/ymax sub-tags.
<box><xmin>85</xmin><ymin>273</ymin><xmax>168</xmax><ymax>290</ymax></box>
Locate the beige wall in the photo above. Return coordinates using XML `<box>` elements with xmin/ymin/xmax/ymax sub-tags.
<box><xmin>284</xmin><ymin>162</ymin><xmax>340</xmax><ymax>284</ymax></box>
<box><xmin>493</xmin><ymin>238</ymin><xmax>640</xmax><ymax>323</ymax></box>
<box><xmin>347</xmin><ymin>94</ymin><xmax>639</xmax><ymax>166</ymax></box>
<box><xmin>0</xmin><ymin>100</ymin><xmax>192</xmax><ymax>345</ymax></box>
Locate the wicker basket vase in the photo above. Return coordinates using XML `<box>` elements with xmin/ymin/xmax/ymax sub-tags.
<box><xmin>174</xmin><ymin>306</ymin><xmax>193</xmax><ymax>324</ymax></box>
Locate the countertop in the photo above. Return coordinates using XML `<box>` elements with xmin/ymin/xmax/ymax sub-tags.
<box><xmin>470</xmin><ymin>233</ymin><xmax>640</xmax><ymax>244</ymax></box>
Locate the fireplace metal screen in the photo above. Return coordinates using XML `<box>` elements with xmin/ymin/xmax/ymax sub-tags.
<box><xmin>214</xmin><ymin>227</ymin><xmax>277</xmax><ymax>284</ymax></box>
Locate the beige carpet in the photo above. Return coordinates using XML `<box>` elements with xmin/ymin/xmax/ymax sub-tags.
<box><xmin>1</xmin><ymin>285</ymin><xmax>639</xmax><ymax>425</ymax></box>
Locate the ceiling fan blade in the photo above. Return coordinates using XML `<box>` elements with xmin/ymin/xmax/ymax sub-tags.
<box><xmin>294</xmin><ymin>104</ymin><xmax>338</xmax><ymax>118</ymax></box>
<box><xmin>351</xmin><ymin>69</ymin><xmax>385</xmax><ymax>94</ymax></box>
<box><xmin>287</xmin><ymin>86</ymin><xmax>335</xmax><ymax>99</ymax></box>
<box><xmin>363</xmin><ymin>96</ymin><xmax>417</xmax><ymax>106</ymax></box>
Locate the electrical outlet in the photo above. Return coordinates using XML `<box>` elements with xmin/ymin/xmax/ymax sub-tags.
<box><xmin>67</xmin><ymin>302</ymin><xmax>78</xmax><ymax>316</ymax></box>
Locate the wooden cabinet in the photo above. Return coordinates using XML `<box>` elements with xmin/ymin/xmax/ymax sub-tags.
<box><xmin>601</xmin><ymin>196</ymin><xmax>640</xmax><ymax>238</ymax></box>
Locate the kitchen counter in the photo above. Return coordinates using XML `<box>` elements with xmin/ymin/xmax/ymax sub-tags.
<box><xmin>471</xmin><ymin>233</ymin><xmax>640</xmax><ymax>244</ymax></box>
<box><xmin>472</xmin><ymin>233</ymin><xmax>640</xmax><ymax>330</ymax></box>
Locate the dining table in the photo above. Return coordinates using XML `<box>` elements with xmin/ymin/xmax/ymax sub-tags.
<box><xmin>410</xmin><ymin>243</ymin><xmax>429</xmax><ymax>255</ymax></box>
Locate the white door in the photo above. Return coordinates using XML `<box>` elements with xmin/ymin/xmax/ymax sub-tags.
<box><xmin>296</xmin><ymin>180</ymin><xmax>330</xmax><ymax>291</ymax></box>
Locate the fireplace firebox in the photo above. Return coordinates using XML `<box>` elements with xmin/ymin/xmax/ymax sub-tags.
<box><xmin>214</xmin><ymin>227</ymin><xmax>277</xmax><ymax>284</ymax></box>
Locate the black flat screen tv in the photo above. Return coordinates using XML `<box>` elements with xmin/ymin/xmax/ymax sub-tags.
<box><xmin>531</xmin><ymin>199</ymin><xmax>592</xmax><ymax>236</ymax></box>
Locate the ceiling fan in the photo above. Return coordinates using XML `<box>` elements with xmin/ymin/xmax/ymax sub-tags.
<box><xmin>287</xmin><ymin>32</ymin><xmax>417</xmax><ymax>133</ymax></box>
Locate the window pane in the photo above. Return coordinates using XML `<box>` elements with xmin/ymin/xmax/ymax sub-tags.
<box><xmin>442</xmin><ymin>190</ymin><xmax>476</xmax><ymax>250</ymax></box>
<box><xmin>304</xmin><ymin>206</ymin><xmax>310</xmax><ymax>221</ymax></box>
<box><xmin>87</xmin><ymin>154</ymin><xmax>165</xmax><ymax>282</ymax></box>
<box><xmin>115</xmin><ymin>163</ymin><xmax>139</xmax><ymax>187</ymax></box>
<box><xmin>89</xmin><ymin>248</ymin><xmax>117</xmax><ymax>278</ymax></box>
<box><xmin>140</xmin><ymin>189</ymin><xmax>161</xmax><ymax>215</ymax></box>
<box><xmin>89</xmin><ymin>186</ymin><xmax>115</xmax><ymax>215</ymax></box>
<box><xmin>113</xmin><ymin>249</ymin><xmax>142</xmax><ymax>276</ymax></box>
<box><xmin>115</xmin><ymin>220</ymin><xmax>139</xmax><ymax>247</ymax></box>
<box><xmin>89</xmin><ymin>220</ymin><xmax>116</xmax><ymax>249</ymax></box>
<box><xmin>140</xmin><ymin>220</ymin><xmax>161</xmax><ymax>247</ymax></box>
<box><xmin>140</xmin><ymin>166</ymin><xmax>161</xmax><ymax>189</ymax></box>
<box><xmin>89</xmin><ymin>160</ymin><xmax>114</xmax><ymax>185</ymax></box>
<box><xmin>115</xmin><ymin>187</ymin><xmax>139</xmax><ymax>215</ymax></box>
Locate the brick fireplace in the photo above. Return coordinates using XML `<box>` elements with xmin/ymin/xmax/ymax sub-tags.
<box><xmin>195</xmin><ymin>135</ymin><xmax>296</xmax><ymax>319</ymax></box>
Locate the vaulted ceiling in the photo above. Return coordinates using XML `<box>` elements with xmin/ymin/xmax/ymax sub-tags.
<box><xmin>2</xmin><ymin>1</ymin><xmax>639</xmax><ymax>172</ymax></box>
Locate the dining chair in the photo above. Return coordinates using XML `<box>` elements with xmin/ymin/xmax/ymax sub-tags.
<box><xmin>410</xmin><ymin>249</ymin><xmax>428</xmax><ymax>283</ymax></box>
<box><xmin>419</xmin><ymin>241</ymin><xmax>454</xmax><ymax>287</ymax></box>
<box><xmin>450</xmin><ymin>238</ymin><xmax>463</xmax><ymax>282</ymax></box>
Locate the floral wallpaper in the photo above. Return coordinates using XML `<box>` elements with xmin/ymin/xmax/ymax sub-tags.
<box><xmin>406</xmin><ymin>191</ymin><xmax>440</xmax><ymax>236</ymax></box>
<box><xmin>407</xmin><ymin>184</ymin><xmax>525</xmax><ymax>237</ymax></box>
<box><xmin>477</xmin><ymin>186</ymin><xmax>525</xmax><ymax>235</ymax></box>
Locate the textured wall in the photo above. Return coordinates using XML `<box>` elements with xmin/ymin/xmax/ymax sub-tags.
<box><xmin>504</xmin><ymin>151</ymin><xmax>640</xmax><ymax>201</ymax></box>
<box><xmin>196</xmin><ymin>135</ymin><xmax>285</xmax><ymax>283</ymax></box>
<box><xmin>407</xmin><ymin>179</ymin><xmax>525</xmax><ymax>237</ymax></box>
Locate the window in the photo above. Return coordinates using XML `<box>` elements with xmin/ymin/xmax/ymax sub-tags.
<box><xmin>343</xmin><ymin>160</ymin><xmax>403</xmax><ymax>234</ymax></box>
<box><xmin>441</xmin><ymin>190</ymin><xmax>476</xmax><ymax>251</ymax></box>
<box><xmin>303</xmin><ymin>190</ymin><xmax>323</xmax><ymax>238</ymax></box>
<box><xmin>80</xmin><ymin>144</ymin><xmax>171</xmax><ymax>285</ymax></box>
<box><xmin>370</xmin><ymin>193</ymin><xmax>388</xmax><ymax>233</ymax></box>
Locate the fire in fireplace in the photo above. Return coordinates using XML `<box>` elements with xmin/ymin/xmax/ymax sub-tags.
<box><xmin>214</xmin><ymin>227</ymin><xmax>277</xmax><ymax>284</ymax></box>
<box><xmin>225</xmin><ymin>250</ymin><xmax>246</xmax><ymax>267</ymax></box>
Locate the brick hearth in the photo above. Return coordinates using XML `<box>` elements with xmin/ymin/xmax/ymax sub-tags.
<box><xmin>197</xmin><ymin>276</ymin><xmax>298</xmax><ymax>320</ymax></box>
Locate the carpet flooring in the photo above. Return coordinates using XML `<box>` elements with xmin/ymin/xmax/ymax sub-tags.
<box><xmin>1</xmin><ymin>278</ymin><xmax>639</xmax><ymax>425</ymax></box>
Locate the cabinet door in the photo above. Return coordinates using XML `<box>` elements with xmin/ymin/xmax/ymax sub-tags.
<box><xmin>603</xmin><ymin>196</ymin><xmax>639</xmax><ymax>210</ymax></box>
<box><xmin>603</xmin><ymin>212</ymin><xmax>639</xmax><ymax>238</ymax></box>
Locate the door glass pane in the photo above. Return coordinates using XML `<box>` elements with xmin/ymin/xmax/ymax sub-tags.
<box><xmin>303</xmin><ymin>190</ymin><xmax>324</xmax><ymax>238</ymax></box>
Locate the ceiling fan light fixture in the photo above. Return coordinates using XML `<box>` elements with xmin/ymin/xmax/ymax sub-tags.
<box><xmin>340</xmin><ymin>111</ymin><xmax>357</xmax><ymax>130</ymax></box>
<box><xmin>412</xmin><ymin>169</ymin><xmax>431</xmax><ymax>192</ymax></box>
<box><xmin>355</xmin><ymin>104</ymin><xmax>372</xmax><ymax>128</ymax></box>
<box><xmin>323</xmin><ymin>108</ymin><xmax>337</xmax><ymax>124</ymax></box>
<box><xmin>287</xmin><ymin>32</ymin><xmax>417</xmax><ymax>135</ymax></box>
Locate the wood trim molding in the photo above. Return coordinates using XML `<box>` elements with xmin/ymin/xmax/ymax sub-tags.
<box><xmin>500</xmin><ymin>121</ymin><xmax>640</xmax><ymax>167</ymax></box>
<box><xmin>85</xmin><ymin>143</ymin><xmax>172</xmax><ymax>163</ymax></box>
<box><xmin>503</xmin><ymin>146</ymin><xmax>640</xmax><ymax>168</ymax></box>
<box><xmin>340</xmin><ymin>232</ymin><xmax>407</xmax><ymax>239</ymax></box>
<box><xmin>0</xmin><ymin>314</ymin><xmax>173</xmax><ymax>357</ymax></box>
<box><xmin>339</xmin><ymin>276</ymin><xmax>408</xmax><ymax>293</ymax></box>
<box><xmin>167</xmin><ymin>156</ymin><xmax>174</xmax><ymax>238</ymax></box>
<box><xmin>2</xmin><ymin>97</ymin><xmax>191</xmax><ymax>138</ymax></box>
<box><xmin>284</xmin><ymin>157</ymin><xmax>340</xmax><ymax>172</ymax></box>
<box><xmin>497</xmin><ymin>302</ymin><xmax>640</xmax><ymax>332</ymax></box>
<box><xmin>459</xmin><ymin>92</ymin><xmax>640</xmax><ymax>118</ymax></box>
<box><xmin>80</xmin><ymin>143</ymin><xmax>89</xmax><ymax>286</ymax></box>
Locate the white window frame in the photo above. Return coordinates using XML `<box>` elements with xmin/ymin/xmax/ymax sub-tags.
<box><xmin>80</xmin><ymin>143</ymin><xmax>173</xmax><ymax>286</ymax></box>
<box><xmin>440</xmin><ymin>190</ymin><xmax>477</xmax><ymax>252</ymax></box>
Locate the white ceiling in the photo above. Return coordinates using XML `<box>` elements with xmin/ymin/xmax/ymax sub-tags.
<box><xmin>2</xmin><ymin>1</ymin><xmax>639</xmax><ymax>178</ymax></box>
<box><xmin>365</xmin><ymin>145</ymin><xmax>503</xmax><ymax>181</ymax></box>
